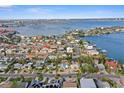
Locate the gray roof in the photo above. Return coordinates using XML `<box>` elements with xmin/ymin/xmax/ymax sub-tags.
<box><xmin>97</xmin><ymin>64</ymin><xmax>105</xmax><ymax>70</ymax></box>
<box><xmin>80</xmin><ymin>78</ymin><xmax>97</xmax><ymax>88</ymax></box>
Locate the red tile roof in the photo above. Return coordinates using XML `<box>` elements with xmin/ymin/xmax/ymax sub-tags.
<box><xmin>105</xmin><ymin>61</ymin><xmax>118</xmax><ymax>68</ymax></box>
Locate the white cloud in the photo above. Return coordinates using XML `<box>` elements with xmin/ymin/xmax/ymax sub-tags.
<box><xmin>0</xmin><ymin>5</ymin><xmax>13</xmax><ymax>8</ymax></box>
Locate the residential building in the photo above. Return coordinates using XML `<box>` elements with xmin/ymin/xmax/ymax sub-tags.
<box><xmin>80</xmin><ymin>78</ymin><xmax>97</xmax><ymax>88</ymax></box>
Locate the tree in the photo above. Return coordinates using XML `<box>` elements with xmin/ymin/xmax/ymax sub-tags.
<box><xmin>66</xmin><ymin>54</ymin><xmax>72</xmax><ymax>65</ymax></box>
<box><xmin>20</xmin><ymin>75</ymin><xmax>25</xmax><ymax>82</ymax></box>
<box><xmin>79</xmin><ymin>40</ymin><xmax>84</xmax><ymax>45</ymax></box>
<box><xmin>98</xmin><ymin>54</ymin><xmax>106</xmax><ymax>64</ymax></box>
<box><xmin>101</xmin><ymin>77</ymin><xmax>117</xmax><ymax>88</ymax></box>
<box><xmin>11</xmin><ymin>80</ymin><xmax>18</xmax><ymax>88</ymax></box>
<box><xmin>19</xmin><ymin>59</ymin><xmax>26</xmax><ymax>65</ymax></box>
<box><xmin>78</xmin><ymin>55</ymin><xmax>93</xmax><ymax>64</ymax></box>
<box><xmin>38</xmin><ymin>74</ymin><xmax>43</xmax><ymax>81</ymax></box>
<box><xmin>76</xmin><ymin>72</ymin><xmax>81</xmax><ymax>88</ymax></box>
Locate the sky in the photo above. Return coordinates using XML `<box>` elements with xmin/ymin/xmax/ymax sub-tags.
<box><xmin>0</xmin><ymin>5</ymin><xmax>124</xmax><ymax>19</ymax></box>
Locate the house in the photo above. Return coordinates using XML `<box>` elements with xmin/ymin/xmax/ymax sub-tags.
<box><xmin>58</xmin><ymin>47</ymin><xmax>65</xmax><ymax>51</ymax></box>
<box><xmin>84</xmin><ymin>44</ymin><xmax>94</xmax><ymax>50</ymax></box>
<box><xmin>60</xmin><ymin>63</ymin><xmax>69</xmax><ymax>69</ymax></box>
<box><xmin>72</xmin><ymin>55</ymin><xmax>80</xmax><ymax>60</ymax></box>
<box><xmin>80</xmin><ymin>78</ymin><xmax>97</xmax><ymax>88</ymax></box>
<box><xmin>86</xmin><ymin>49</ymin><xmax>99</xmax><ymax>55</ymax></box>
<box><xmin>63</xmin><ymin>81</ymin><xmax>77</xmax><ymax>88</ymax></box>
<box><xmin>22</xmin><ymin>62</ymin><xmax>33</xmax><ymax>69</ymax></box>
<box><xmin>0</xmin><ymin>81</ymin><xmax>12</xmax><ymax>88</ymax></box>
<box><xmin>14</xmin><ymin>63</ymin><xmax>22</xmax><ymax>69</ymax></box>
<box><xmin>36</xmin><ymin>60</ymin><xmax>45</xmax><ymax>64</ymax></box>
<box><xmin>62</xmin><ymin>54</ymin><xmax>67</xmax><ymax>58</ymax></box>
<box><xmin>94</xmin><ymin>59</ymin><xmax>99</xmax><ymax>65</ymax></box>
<box><xmin>0</xmin><ymin>57</ymin><xmax>8</xmax><ymax>63</ymax></box>
<box><xmin>66</xmin><ymin>47</ymin><xmax>73</xmax><ymax>53</ymax></box>
<box><xmin>102</xmin><ymin>82</ymin><xmax>110</xmax><ymax>88</ymax></box>
<box><xmin>97</xmin><ymin>64</ymin><xmax>105</xmax><ymax>71</ymax></box>
<box><xmin>70</xmin><ymin>63</ymin><xmax>80</xmax><ymax>71</ymax></box>
<box><xmin>48</xmin><ymin>55</ymin><xmax>57</xmax><ymax>60</ymax></box>
<box><xmin>57</xmin><ymin>41</ymin><xmax>61</xmax><ymax>45</ymax></box>
<box><xmin>75</xmin><ymin>39</ymin><xmax>80</xmax><ymax>43</ymax></box>
<box><xmin>0</xmin><ymin>64</ymin><xmax>8</xmax><ymax>71</ymax></box>
<box><xmin>105</xmin><ymin>61</ymin><xmax>119</xmax><ymax>69</ymax></box>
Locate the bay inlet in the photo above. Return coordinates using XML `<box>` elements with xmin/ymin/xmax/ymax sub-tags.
<box><xmin>12</xmin><ymin>19</ymin><xmax>124</xmax><ymax>63</ymax></box>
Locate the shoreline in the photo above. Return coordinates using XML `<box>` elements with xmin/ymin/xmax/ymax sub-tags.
<box><xmin>67</xmin><ymin>28</ymin><xmax>124</xmax><ymax>65</ymax></box>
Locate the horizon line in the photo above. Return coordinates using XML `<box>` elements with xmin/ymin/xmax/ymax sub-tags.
<box><xmin>0</xmin><ymin>17</ymin><xmax>124</xmax><ymax>20</ymax></box>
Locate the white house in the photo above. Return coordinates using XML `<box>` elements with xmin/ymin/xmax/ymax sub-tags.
<box><xmin>0</xmin><ymin>64</ymin><xmax>8</xmax><ymax>71</ymax></box>
<box><xmin>66</xmin><ymin>47</ymin><xmax>73</xmax><ymax>53</ymax></box>
<box><xmin>87</xmin><ymin>49</ymin><xmax>99</xmax><ymax>55</ymax></box>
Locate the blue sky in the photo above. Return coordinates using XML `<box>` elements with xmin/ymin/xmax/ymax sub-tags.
<box><xmin>0</xmin><ymin>5</ymin><xmax>124</xmax><ymax>19</ymax></box>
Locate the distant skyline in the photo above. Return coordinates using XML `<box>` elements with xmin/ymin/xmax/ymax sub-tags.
<box><xmin>1</xmin><ymin>5</ymin><xmax>124</xmax><ymax>19</ymax></box>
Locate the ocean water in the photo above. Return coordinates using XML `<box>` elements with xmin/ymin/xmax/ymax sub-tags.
<box><xmin>82</xmin><ymin>33</ymin><xmax>124</xmax><ymax>64</ymax></box>
<box><xmin>13</xmin><ymin>20</ymin><xmax>124</xmax><ymax>36</ymax></box>
<box><xmin>12</xmin><ymin>19</ymin><xmax>124</xmax><ymax>63</ymax></box>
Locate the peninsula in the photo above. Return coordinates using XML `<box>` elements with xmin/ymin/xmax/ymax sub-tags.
<box><xmin>71</xmin><ymin>26</ymin><xmax>124</xmax><ymax>37</ymax></box>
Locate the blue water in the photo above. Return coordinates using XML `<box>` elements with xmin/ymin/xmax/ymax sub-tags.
<box><xmin>82</xmin><ymin>33</ymin><xmax>124</xmax><ymax>64</ymax></box>
<box><xmin>12</xmin><ymin>19</ymin><xmax>124</xmax><ymax>63</ymax></box>
<box><xmin>13</xmin><ymin>20</ymin><xmax>124</xmax><ymax>36</ymax></box>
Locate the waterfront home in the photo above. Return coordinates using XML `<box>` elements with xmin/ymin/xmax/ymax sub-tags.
<box><xmin>84</xmin><ymin>44</ymin><xmax>94</xmax><ymax>50</ymax></box>
<box><xmin>80</xmin><ymin>78</ymin><xmax>97</xmax><ymax>88</ymax></box>
<box><xmin>86</xmin><ymin>49</ymin><xmax>99</xmax><ymax>55</ymax></box>
<box><xmin>105</xmin><ymin>61</ymin><xmax>119</xmax><ymax>69</ymax></box>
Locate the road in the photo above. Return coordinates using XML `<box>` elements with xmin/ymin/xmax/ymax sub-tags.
<box><xmin>0</xmin><ymin>73</ymin><xmax>123</xmax><ymax>79</ymax></box>
<box><xmin>0</xmin><ymin>73</ymin><xmax>77</xmax><ymax>78</ymax></box>
<box><xmin>83</xmin><ymin>73</ymin><xmax>121</xmax><ymax>79</ymax></box>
